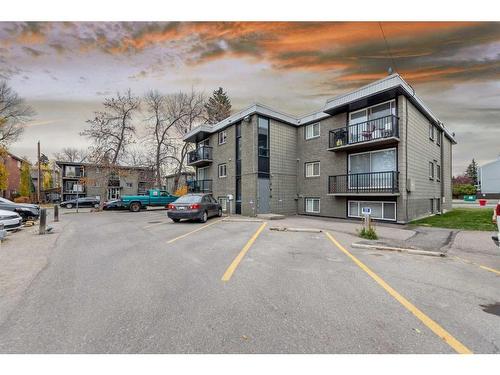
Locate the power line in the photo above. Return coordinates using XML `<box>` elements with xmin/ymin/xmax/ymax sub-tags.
<box><xmin>378</xmin><ymin>22</ymin><xmax>398</xmax><ymax>73</ymax></box>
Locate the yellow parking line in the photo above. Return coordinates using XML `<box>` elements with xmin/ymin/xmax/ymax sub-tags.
<box><xmin>453</xmin><ymin>256</ymin><xmax>500</xmax><ymax>276</ymax></box>
<box><xmin>221</xmin><ymin>222</ymin><xmax>267</xmax><ymax>282</ymax></box>
<box><xmin>167</xmin><ymin>219</ymin><xmax>223</xmax><ymax>244</ymax></box>
<box><xmin>324</xmin><ymin>231</ymin><xmax>472</xmax><ymax>355</ymax></box>
<box><xmin>143</xmin><ymin>221</ymin><xmax>169</xmax><ymax>229</ymax></box>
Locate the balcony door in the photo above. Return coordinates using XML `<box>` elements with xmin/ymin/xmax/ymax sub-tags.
<box><xmin>348</xmin><ymin>100</ymin><xmax>396</xmax><ymax>143</ymax></box>
<box><xmin>348</xmin><ymin>148</ymin><xmax>396</xmax><ymax>189</ymax></box>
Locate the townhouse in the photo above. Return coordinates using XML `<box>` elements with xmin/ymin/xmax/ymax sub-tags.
<box><xmin>56</xmin><ymin>161</ymin><xmax>155</xmax><ymax>202</ymax></box>
<box><xmin>183</xmin><ymin>74</ymin><xmax>455</xmax><ymax>223</ymax></box>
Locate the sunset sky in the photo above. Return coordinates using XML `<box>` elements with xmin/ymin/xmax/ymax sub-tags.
<box><xmin>1</xmin><ymin>21</ymin><xmax>499</xmax><ymax>174</ymax></box>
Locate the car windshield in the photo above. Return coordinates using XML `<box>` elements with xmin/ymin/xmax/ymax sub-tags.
<box><xmin>174</xmin><ymin>195</ymin><xmax>202</xmax><ymax>204</ymax></box>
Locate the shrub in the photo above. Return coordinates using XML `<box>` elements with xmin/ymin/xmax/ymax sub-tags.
<box><xmin>358</xmin><ymin>226</ymin><xmax>378</xmax><ymax>240</ymax></box>
<box><xmin>14</xmin><ymin>196</ymin><xmax>31</xmax><ymax>203</ymax></box>
<box><xmin>452</xmin><ymin>183</ymin><xmax>476</xmax><ymax>197</ymax></box>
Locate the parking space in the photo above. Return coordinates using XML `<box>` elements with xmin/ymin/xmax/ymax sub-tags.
<box><xmin>0</xmin><ymin>210</ymin><xmax>498</xmax><ymax>353</ymax></box>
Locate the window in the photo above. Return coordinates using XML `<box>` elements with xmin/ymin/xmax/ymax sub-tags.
<box><xmin>305</xmin><ymin>197</ymin><xmax>320</xmax><ymax>213</ymax></box>
<box><xmin>348</xmin><ymin>148</ymin><xmax>397</xmax><ymax>189</ymax></box>
<box><xmin>218</xmin><ymin>130</ymin><xmax>227</xmax><ymax>145</ymax></box>
<box><xmin>126</xmin><ymin>182</ymin><xmax>133</xmax><ymax>188</ymax></box>
<box><xmin>429</xmin><ymin>124</ymin><xmax>435</xmax><ymax>141</ymax></box>
<box><xmin>436</xmin><ymin>164</ymin><xmax>441</xmax><ymax>181</ymax></box>
<box><xmin>430</xmin><ymin>199</ymin><xmax>434</xmax><ymax>213</ymax></box>
<box><xmin>305</xmin><ymin>122</ymin><xmax>320</xmax><ymax>140</ymax></box>
<box><xmin>218</xmin><ymin>197</ymin><xmax>228</xmax><ymax>212</ymax></box>
<box><xmin>429</xmin><ymin>162</ymin><xmax>434</xmax><ymax>180</ymax></box>
<box><xmin>258</xmin><ymin>116</ymin><xmax>270</xmax><ymax>177</ymax></box>
<box><xmin>436</xmin><ymin>198</ymin><xmax>441</xmax><ymax>213</ymax></box>
<box><xmin>305</xmin><ymin>161</ymin><xmax>320</xmax><ymax>177</ymax></box>
<box><xmin>218</xmin><ymin>164</ymin><xmax>227</xmax><ymax>178</ymax></box>
<box><xmin>348</xmin><ymin>201</ymin><xmax>397</xmax><ymax>221</ymax></box>
<box><xmin>436</xmin><ymin>131</ymin><xmax>441</xmax><ymax>146</ymax></box>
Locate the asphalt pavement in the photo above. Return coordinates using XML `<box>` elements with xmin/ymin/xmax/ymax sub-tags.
<box><xmin>0</xmin><ymin>210</ymin><xmax>498</xmax><ymax>353</ymax></box>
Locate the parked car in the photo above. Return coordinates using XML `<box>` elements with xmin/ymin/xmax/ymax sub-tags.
<box><xmin>0</xmin><ymin>197</ymin><xmax>40</xmax><ymax>221</ymax></box>
<box><xmin>60</xmin><ymin>197</ymin><xmax>100</xmax><ymax>209</ymax></box>
<box><xmin>103</xmin><ymin>199</ymin><xmax>125</xmax><ymax>210</ymax></box>
<box><xmin>167</xmin><ymin>193</ymin><xmax>222</xmax><ymax>223</ymax></box>
<box><xmin>121</xmin><ymin>189</ymin><xmax>178</xmax><ymax>212</ymax></box>
<box><xmin>0</xmin><ymin>209</ymin><xmax>22</xmax><ymax>231</ymax></box>
<box><xmin>493</xmin><ymin>201</ymin><xmax>500</xmax><ymax>247</ymax></box>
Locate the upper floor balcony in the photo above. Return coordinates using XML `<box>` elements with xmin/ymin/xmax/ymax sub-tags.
<box><xmin>187</xmin><ymin>146</ymin><xmax>213</xmax><ymax>167</ymax></box>
<box><xmin>328</xmin><ymin>115</ymin><xmax>399</xmax><ymax>151</ymax></box>
<box><xmin>328</xmin><ymin>171</ymin><xmax>399</xmax><ymax>196</ymax></box>
<box><xmin>188</xmin><ymin>179</ymin><xmax>213</xmax><ymax>193</ymax></box>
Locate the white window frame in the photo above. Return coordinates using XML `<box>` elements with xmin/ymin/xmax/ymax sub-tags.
<box><xmin>218</xmin><ymin>130</ymin><xmax>227</xmax><ymax>145</ymax></box>
<box><xmin>348</xmin><ymin>200</ymin><xmax>397</xmax><ymax>221</ymax></box>
<box><xmin>305</xmin><ymin>122</ymin><xmax>320</xmax><ymax>140</ymax></box>
<box><xmin>305</xmin><ymin>197</ymin><xmax>320</xmax><ymax>213</ymax></box>
<box><xmin>429</xmin><ymin>124</ymin><xmax>435</xmax><ymax>141</ymax></box>
<box><xmin>305</xmin><ymin>161</ymin><xmax>320</xmax><ymax>178</ymax></box>
<box><xmin>348</xmin><ymin>99</ymin><xmax>396</xmax><ymax>124</ymax></box>
<box><xmin>218</xmin><ymin>164</ymin><xmax>227</xmax><ymax>178</ymax></box>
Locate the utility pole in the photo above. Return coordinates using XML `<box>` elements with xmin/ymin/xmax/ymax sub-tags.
<box><xmin>37</xmin><ymin>141</ymin><xmax>41</xmax><ymax>204</ymax></box>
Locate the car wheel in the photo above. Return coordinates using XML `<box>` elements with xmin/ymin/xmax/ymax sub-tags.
<box><xmin>66</xmin><ymin>203</ymin><xmax>73</xmax><ymax>209</ymax></box>
<box><xmin>200</xmin><ymin>211</ymin><xmax>208</xmax><ymax>223</ymax></box>
<box><xmin>172</xmin><ymin>218</ymin><xmax>180</xmax><ymax>223</ymax></box>
<box><xmin>94</xmin><ymin>203</ymin><xmax>99</xmax><ymax>209</ymax></box>
<box><xmin>217</xmin><ymin>208</ymin><xmax>222</xmax><ymax>217</ymax></box>
<box><xmin>130</xmin><ymin>202</ymin><xmax>141</xmax><ymax>212</ymax></box>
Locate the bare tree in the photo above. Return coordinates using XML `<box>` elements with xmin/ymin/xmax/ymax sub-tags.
<box><xmin>53</xmin><ymin>147</ymin><xmax>89</xmax><ymax>163</ymax></box>
<box><xmin>81</xmin><ymin>89</ymin><xmax>141</xmax><ymax>207</ymax></box>
<box><xmin>0</xmin><ymin>80</ymin><xmax>35</xmax><ymax>146</ymax></box>
<box><xmin>172</xmin><ymin>89</ymin><xmax>206</xmax><ymax>191</ymax></box>
<box><xmin>144</xmin><ymin>90</ymin><xmax>190</xmax><ymax>187</ymax></box>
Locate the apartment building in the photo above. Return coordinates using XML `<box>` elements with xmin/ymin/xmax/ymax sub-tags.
<box><xmin>56</xmin><ymin>161</ymin><xmax>155</xmax><ymax>202</ymax></box>
<box><xmin>183</xmin><ymin>74</ymin><xmax>455</xmax><ymax>223</ymax></box>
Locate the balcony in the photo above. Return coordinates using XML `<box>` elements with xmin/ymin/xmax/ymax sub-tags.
<box><xmin>187</xmin><ymin>146</ymin><xmax>213</xmax><ymax>167</ymax></box>
<box><xmin>188</xmin><ymin>179</ymin><xmax>213</xmax><ymax>193</ymax></box>
<box><xmin>328</xmin><ymin>115</ymin><xmax>399</xmax><ymax>151</ymax></box>
<box><xmin>328</xmin><ymin>171</ymin><xmax>399</xmax><ymax>196</ymax></box>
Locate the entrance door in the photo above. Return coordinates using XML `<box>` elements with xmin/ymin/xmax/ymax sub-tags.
<box><xmin>107</xmin><ymin>187</ymin><xmax>120</xmax><ymax>200</ymax></box>
<box><xmin>258</xmin><ymin>178</ymin><xmax>270</xmax><ymax>214</ymax></box>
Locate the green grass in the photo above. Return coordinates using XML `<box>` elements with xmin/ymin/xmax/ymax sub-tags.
<box><xmin>411</xmin><ymin>208</ymin><xmax>496</xmax><ymax>231</ymax></box>
<box><xmin>358</xmin><ymin>226</ymin><xmax>378</xmax><ymax>240</ymax></box>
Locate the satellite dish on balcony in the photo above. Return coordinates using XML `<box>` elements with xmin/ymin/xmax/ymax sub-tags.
<box><xmin>387</xmin><ymin>67</ymin><xmax>394</xmax><ymax>75</ymax></box>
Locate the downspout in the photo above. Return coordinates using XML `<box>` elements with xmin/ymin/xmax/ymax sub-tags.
<box><xmin>405</xmin><ymin>97</ymin><xmax>409</xmax><ymax>223</ymax></box>
<box><xmin>440</xmin><ymin>127</ymin><xmax>444</xmax><ymax>213</ymax></box>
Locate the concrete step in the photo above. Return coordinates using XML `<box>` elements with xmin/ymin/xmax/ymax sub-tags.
<box><xmin>256</xmin><ymin>213</ymin><xmax>285</xmax><ymax>220</ymax></box>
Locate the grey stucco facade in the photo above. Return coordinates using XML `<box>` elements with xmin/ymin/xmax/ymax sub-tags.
<box><xmin>184</xmin><ymin>74</ymin><xmax>455</xmax><ymax>223</ymax></box>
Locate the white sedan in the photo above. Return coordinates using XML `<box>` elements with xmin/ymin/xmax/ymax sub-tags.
<box><xmin>0</xmin><ymin>209</ymin><xmax>23</xmax><ymax>231</ymax></box>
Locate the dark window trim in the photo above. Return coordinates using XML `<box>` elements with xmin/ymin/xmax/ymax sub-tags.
<box><xmin>429</xmin><ymin>161</ymin><xmax>434</xmax><ymax>180</ymax></box>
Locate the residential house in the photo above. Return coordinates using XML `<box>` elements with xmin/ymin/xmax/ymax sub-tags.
<box><xmin>1</xmin><ymin>152</ymin><xmax>31</xmax><ymax>200</ymax></box>
<box><xmin>479</xmin><ymin>157</ymin><xmax>500</xmax><ymax>199</ymax></box>
<box><xmin>56</xmin><ymin>161</ymin><xmax>155</xmax><ymax>202</ymax></box>
<box><xmin>182</xmin><ymin>74</ymin><xmax>455</xmax><ymax>223</ymax></box>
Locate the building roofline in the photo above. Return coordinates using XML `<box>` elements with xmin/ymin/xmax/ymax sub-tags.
<box><xmin>55</xmin><ymin>161</ymin><xmax>153</xmax><ymax>170</ymax></box>
<box><xmin>183</xmin><ymin>74</ymin><xmax>456</xmax><ymax>144</ymax></box>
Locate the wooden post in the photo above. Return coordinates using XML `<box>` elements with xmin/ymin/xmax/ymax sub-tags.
<box><xmin>37</xmin><ymin>141</ymin><xmax>41</xmax><ymax>204</ymax></box>
<box><xmin>39</xmin><ymin>208</ymin><xmax>46</xmax><ymax>235</ymax></box>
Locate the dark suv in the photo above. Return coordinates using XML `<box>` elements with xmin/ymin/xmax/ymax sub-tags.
<box><xmin>167</xmin><ymin>194</ymin><xmax>222</xmax><ymax>223</ymax></box>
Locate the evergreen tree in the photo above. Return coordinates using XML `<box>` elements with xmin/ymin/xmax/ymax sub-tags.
<box><xmin>465</xmin><ymin>159</ymin><xmax>479</xmax><ymax>186</ymax></box>
<box><xmin>205</xmin><ymin>87</ymin><xmax>231</xmax><ymax>124</ymax></box>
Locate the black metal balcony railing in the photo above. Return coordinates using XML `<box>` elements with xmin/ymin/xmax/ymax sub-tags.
<box><xmin>187</xmin><ymin>146</ymin><xmax>213</xmax><ymax>165</ymax></box>
<box><xmin>329</xmin><ymin>115</ymin><xmax>399</xmax><ymax>149</ymax></box>
<box><xmin>188</xmin><ymin>179</ymin><xmax>213</xmax><ymax>193</ymax></box>
<box><xmin>328</xmin><ymin>171</ymin><xmax>399</xmax><ymax>194</ymax></box>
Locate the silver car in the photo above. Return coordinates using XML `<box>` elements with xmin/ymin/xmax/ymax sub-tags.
<box><xmin>167</xmin><ymin>194</ymin><xmax>222</xmax><ymax>223</ymax></box>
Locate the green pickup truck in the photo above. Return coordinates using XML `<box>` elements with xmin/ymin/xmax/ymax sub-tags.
<box><xmin>121</xmin><ymin>189</ymin><xmax>178</xmax><ymax>212</ymax></box>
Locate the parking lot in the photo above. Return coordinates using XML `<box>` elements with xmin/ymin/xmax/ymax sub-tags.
<box><xmin>0</xmin><ymin>208</ymin><xmax>498</xmax><ymax>353</ymax></box>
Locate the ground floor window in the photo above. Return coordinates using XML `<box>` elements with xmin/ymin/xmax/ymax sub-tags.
<box><xmin>348</xmin><ymin>200</ymin><xmax>396</xmax><ymax>221</ymax></box>
<box><xmin>218</xmin><ymin>196</ymin><xmax>228</xmax><ymax>212</ymax></box>
<box><xmin>305</xmin><ymin>197</ymin><xmax>320</xmax><ymax>213</ymax></box>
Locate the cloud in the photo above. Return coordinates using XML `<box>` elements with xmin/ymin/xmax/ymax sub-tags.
<box><xmin>22</xmin><ymin>46</ymin><xmax>45</xmax><ymax>57</ymax></box>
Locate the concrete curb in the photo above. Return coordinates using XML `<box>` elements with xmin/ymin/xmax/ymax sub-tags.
<box><xmin>351</xmin><ymin>242</ymin><xmax>446</xmax><ymax>257</ymax></box>
<box><xmin>269</xmin><ymin>227</ymin><xmax>323</xmax><ymax>233</ymax></box>
<box><xmin>222</xmin><ymin>218</ymin><xmax>264</xmax><ymax>223</ymax></box>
